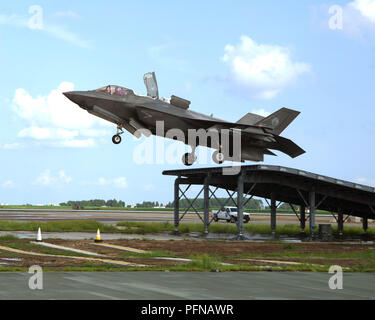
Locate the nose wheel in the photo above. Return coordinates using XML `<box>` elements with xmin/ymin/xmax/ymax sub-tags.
<box><xmin>213</xmin><ymin>150</ymin><xmax>225</xmax><ymax>164</ymax></box>
<box><xmin>182</xmin><ymin>149</ymin><xmax>197</xmax><ymax>166</ymax></box>
<box><xmin>112</xmin><ymin>126</ymin><xmax>124</xmax><ymax>145</ymax></box>
<box><xmin>112</xmin><ymin>135</ymin><xmax>122</xmax><ymax>145</ymax></box>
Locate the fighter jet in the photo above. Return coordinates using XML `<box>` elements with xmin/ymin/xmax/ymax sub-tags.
<box><xmin>63</xmin><ymin>72</ymin><xmax>305</xmax><ymax>166</ymax></box>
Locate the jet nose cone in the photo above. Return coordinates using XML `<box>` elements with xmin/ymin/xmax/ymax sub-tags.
<box><xmin>63</xmin><ymin>91</ymin><xmax>77</xmax><ymax>102</ymax></box>
<box><xmin>63</xmin><ymin>91</ymin><xmax>89</xmax><ymax>110</ymax></box>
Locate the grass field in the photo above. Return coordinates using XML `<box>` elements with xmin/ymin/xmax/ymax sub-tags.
<box><xmin>0</xmin><ymin>205</ymin><xmax>332</xmax><ymax>215</ymax></box>
<box><xmin>0</xmin><ymin>205</ymin><xmax>174</xmax><ymax>212</ymax></box>
<box><xmin>0</xmin><ymin>238</ymin><xmax>374</xmax><ymax>272</ymax></box>
<box><xmin>0</xmin><ymin>220</ymin><xmax>373</xmax><ymax>237</ymax></box>
<box><xmin>0</xmin><ymin>220</ymin><xmax>375</xmax><ymax>236</ymax></box>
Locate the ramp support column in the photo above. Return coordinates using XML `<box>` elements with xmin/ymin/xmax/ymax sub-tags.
<box><xmin>309</xmin><ymin>190</ymin><xmax>316</xmax><ymax>237</ymax></box>
<box><xmin>363</xmin><ymin>217</ymin><xmax>368</xmax><ymax>234</ymax></box>
<box><xmin>237</xmin><ymin>172</ymin><xmax>244</xmax><ymax>238</ymax></box>
<box><xmin>300</xmin><ymin>205</ymin><xmax>306</xmax><ymax>232</ymax></box>
<box><xmin>271</xmin><ymin>193</ymin><xmax>277</xmax><ymax>237</ymax></box>
<box><xmin>338</xmin><ymin>208</ymin><xmax>344</xmax><ymax>237</ymax></box>
<box><xmin>173</xmin><ymin>177</ymin><xmax>180</xmax><ymax>234</ymax></box>
<box><xmin>203</xmin><ymin>174</ymin><xmax>210</xmax><ymax>235</ymax></box>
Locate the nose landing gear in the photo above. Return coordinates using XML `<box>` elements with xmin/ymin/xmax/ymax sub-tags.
<box><xmin>112</xmin><ymin>126</ymin><xmax>124</xmax><ymax>145</ymax></box>
<box><xmin>182</xmin><ymin>152</ymin><xmax>197</xmax><ymax>166</ymax></box>
<box><xmin>182</xmin><ymin>147</ymin><xmax>197</xmax><ymax>166</ymax></box>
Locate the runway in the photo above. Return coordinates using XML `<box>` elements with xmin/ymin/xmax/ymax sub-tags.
<box><xmin>1</xmin><ymin>272</ymin><xmax>374</xmax><ymax>300</ymax></box>
<box><xmin>0</xmin><ymin>209</ymin><xmax>191</xmax><ymax>224</ymax></box>
<box><xmin>0</xmin><ymin>209</ymin><xmax>347</xmax><ymax>226</ymax></box>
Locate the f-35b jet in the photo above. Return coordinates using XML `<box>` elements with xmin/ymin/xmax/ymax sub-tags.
<box><xmin>64</xmin><ymin>72</ymin><xmax>305</xmax><ymax>166</ymax></box>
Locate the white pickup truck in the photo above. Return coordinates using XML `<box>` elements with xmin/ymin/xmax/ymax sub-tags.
<box><xmin>212</xmin><ymin>206</ymin><xmax>251</xmax><ymax>223</ymax></box>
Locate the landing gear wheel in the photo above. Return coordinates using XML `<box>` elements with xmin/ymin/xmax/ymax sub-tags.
<box><xmin>182</xmin><ymin>153</ymin><xmax>197</xmax><ymax>166</ymax></box>
<box><xmin>213</xmin><ymin>151</ymin><xmax>225</xmax><ymax>164</ymax></box>
<box><xmin>112</xmin><ymin>135</ymin><xmax>122</xmax><ymax>145</ymax></box>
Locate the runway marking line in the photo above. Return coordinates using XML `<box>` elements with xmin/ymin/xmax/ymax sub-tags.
<box><xmin>0</xmin><ymin>245</ymin><xmax>147</xmax><ymax>267</ymax></box>
<box><xmin>154</xmin><ymin>257</ymin><xmax>232</xmax><ymax>266</ymax></box>
<box><xmin>30</xmin><ymin>241</ymin><xmax>106</xmax><ymax>257</ymax></box>
<box><xmin>237</xmin><ymin>258</ymin><xmax>324</xmax><ymax>267</ymax></box>
<box><xmin>92</xmin><ymin>243</ymin><xmax>148</xmax><ymax>254</ymax></box>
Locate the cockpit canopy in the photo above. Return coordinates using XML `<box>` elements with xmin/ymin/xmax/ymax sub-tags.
<box><xmin>95</xmin><ymin>85</ymin><xmax>134</xmax><ymax>97</ymax></box>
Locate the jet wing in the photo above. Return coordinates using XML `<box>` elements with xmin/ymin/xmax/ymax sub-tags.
<box><xmin>273</xmin><ymin>136</ymin><xmax>306</xmax><ymax>158</ymax></box>
<box><xmin>136</xmin><ymin>106</ymin><xmax>263</xmax><ymax>131</ymax></box>
<box><xmin>88</xmin><ymin>106</ymin><xmax>149</xmax><ymax>138</ymax></box>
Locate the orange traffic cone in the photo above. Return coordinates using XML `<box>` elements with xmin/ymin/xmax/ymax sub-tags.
<box><xmin>95</xmin><ymin>229</ymin><xmax>103</xmax><ymax>243</ymax></box>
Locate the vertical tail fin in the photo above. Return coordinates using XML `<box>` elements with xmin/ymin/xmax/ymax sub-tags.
<box><xmin>255</xmin><ymin>108</ymin><xmax>300</xmax><ymax>135</ymax></box>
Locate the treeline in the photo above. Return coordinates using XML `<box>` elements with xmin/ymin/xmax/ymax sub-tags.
<box><xmin>135</xmin><ymin>201</ymin><xmax>164</xmax><ymax>208</ymax></box>
<box><xmin>166</xmin><ymin>197</ymin><xmax>264</xmax><ymax>210</ymax></box>
<box><xmin>60</xmin><ymin>199</ymin><xmax>125</xmax><ymax>208</ymax></box>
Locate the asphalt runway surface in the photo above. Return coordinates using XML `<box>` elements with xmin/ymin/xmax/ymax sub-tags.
<box><xmin>0</xmin><ymin>209</ymin><xmax>188</xmax><ymax>224</ymax></box>
<box><xmin>0</xmin><ymin>209</ymin><xmax>353</xmax><ymax>226</ymax></box>
<box><xmin>0</xmin><ymin>272</ymin><xmax>374</xmax><ymax>300</ymax></box>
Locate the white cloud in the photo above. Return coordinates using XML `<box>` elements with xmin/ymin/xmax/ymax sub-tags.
<box><xmin>113</xmin><ymin>177</ymin><xmax>128</xmax><ymax>189</ymax></box>
<box><xmin>11</xmin><ymin>82</ymin><xmax>110</xmax><ymax>148</ymax></box>
<box><xmin>98</xmin><ymin>177</ymin><xmax>128</xmax><ymax>189</ymax></box>
<box><xmin>0</xmin><ymin>13</ymin><xmax>90</xmax><ymax>48</ymax></box>
<box><xmin>33</xmin><ymin>170</ymin><xmax>54</xmax><ymax>186</ymax></box>
<box><xmin>0</xmin><ymin>14</ymin><xmax>28</xmax><ymax>28</ymax></box>
<box><xmin>1</xmin><ymin>143</ymin><xmax>21</xmax><ymax>150</ymax></box>
<box><xmin>53</xmin><ymin>11</ymin><xmax>81</xmax><ymax>19</ymax></box>
<box><xmin>350</xmin><ymin>0</ymin><xmax>375</xmax><ymax>23</ymax></box>
<box><xmin>58</xmin><ymin>170</ymin><xmax>72</xmax><ymax>184</ymax></box>
<box><xmin>144</xmin><ymin>184</ymin><xmax>155</xmax><ymax>191</ymax></box>
<box><xmin>98</xmin><ymin>178</ymin><xmax>108</xmax><ymax>186</ymax></box>
<box><xmin>2</xmin><ymin>180</ymin><xmax>15</xmax><ymax>189</ymax></box>
<box><xmin>222</xmin><ymin>36</ymin><xmax>311</xmax><ymax>100</ymax></box>
<box><xmin>355</xmin><ymin>177</ymin><xmax>375</xmax><ymax>186</ymax></box>
<box><xmin>18</xmin><ymin>127</ymin><xmax>52</xmax><ymax>140</ymax></box>
<box><xmin>251</xmin><ymin>109</ymin><xmax>271</xmax><ymax>117</ymax></box>
<box><xmin>43</xmin><ymin>24</ymin><xmax>90</xmax><ymax>48</ymax></box>
<box><xmin>324</xmin><ymin>1</ymin><xmax>375</xmax><ymax>36</ymax></box>
<box><xmin>33</xmin><ymin>169</ymin><xmax>72</xmax><ymax>186</ymax></box>
<box><xmin>57</xmin><ymin>139</ymin><xmax>96</xmax><ymax>148</ymax></box>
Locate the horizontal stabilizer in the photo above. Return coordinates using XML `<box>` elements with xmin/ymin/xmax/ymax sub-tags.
<box><xmin>236</xmin><ymin>113</ymin><xmax>264</xmax><ymax>126</ymax></box>
<box><xmin>274</xmin><ymin>136</ymin><xmax>305</xmax><ymax>158</ymax></box>
<box><xmin>264</xmin><ymin>149</ymin><xmax>277</xmax><ymax>156</ymax></box>
<box><xmin>256</xmin><ymin>108</ymin><xmax>300</xmax><ymax>135</ymax></box>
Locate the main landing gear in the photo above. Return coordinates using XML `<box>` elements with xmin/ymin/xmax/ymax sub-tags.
<box><xmin>182</xmin><ymin>152</ymin><xmax>197</xmax><ymax>166</ymax></box>
<box><xmin>182</xmin><ymin>147</ymin><xmax>197</xmax><ymax>166</ymax></box>
<box><xmin>112</xmin><ymin>126</ymin><xmax>124</xmax><ymax>145</ymax></box>
<box><xmin>212</xmin><ymin>150</ymin><xmax>225</xmax><ymax>164</ymax></box>
<box><xmin>181</xmin><ymin>147</ymin><xmax>226</xmax><ymax>167</ymax></box>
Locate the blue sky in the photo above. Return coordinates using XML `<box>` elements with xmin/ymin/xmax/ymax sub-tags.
<box><xmin>0</xmin><ymin>0</ymin><xmax>375</xmax><ymax>205</ymax></box>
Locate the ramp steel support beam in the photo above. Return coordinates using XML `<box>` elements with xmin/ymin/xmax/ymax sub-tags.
<box><xmin>203</xmin><ymin>175</ymin><xmax>211</xmax><ymax>235</ymax></box>
<box><xmin>271</xmin><ymin>193</ymin><xmax>277</xmax><ymax>236</ymax></box>
<box><xmin>309</xmin><ymin>190</ymin><xmax>316</xmax><ymax>236</ymax></box>
<box><xmin>179</xmin><ymin>186</ymin><xmax>204</xmax><ymax>222</ymax></box>
<box><xmin>173</xmin><ymin>178</ymin><xmax>180</xmax><ymax>233</ymax></box>
<box><xmin>300</xmin><ymin>205</ymin><xmax>306</xmax><ymax>232</ymax></box>
<box><xmin>363</xmin><ymin>217</ymin><xmax>368</xmax><ymax>234</ymax></box>
<box><xmin>237</xmin><ymin>172</ymin><xmax>244</xmax><ymax>237</ymax></box>
<box><xmin>338</xmin><ymin>208</ymin><xmax>344</xmax><ymax>236</ymax></box>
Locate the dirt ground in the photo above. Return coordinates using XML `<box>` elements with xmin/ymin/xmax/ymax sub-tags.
<box><xmin>1</xmin><ymin>239</ymin><xmax>374</xmax><ymax>270</ymax></box>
